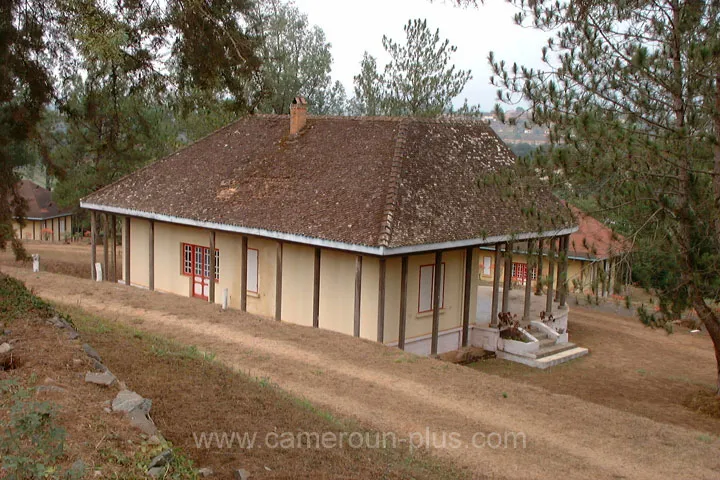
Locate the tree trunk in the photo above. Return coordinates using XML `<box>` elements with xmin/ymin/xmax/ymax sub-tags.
<box><xmin>691</xmin><ymin>291</ymin><xmax>720</xmax><ymax>395</ymax></box>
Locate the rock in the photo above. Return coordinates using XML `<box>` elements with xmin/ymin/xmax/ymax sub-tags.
<box><xmin>67</xmin><ymin>330</ymin><xmax>80</xmax><ymax>340</ymax></box>
<box><xmin>103</xmin><ymin>407</ymin><xmax>112</xmax><ymax>413</ymax></box>
<box><xmin>93</xmin><ymin>359</ymin><xmax>108</xmax><ymax>372</ymax></box>
<box><xmin>112</xmin><ymin>390</ymin><xmax>151</xmax><ymax>415</ymax></box>
<box><xmin>198</xmin><ymin>467</ymin><xmax>214</xmax><ymax>477</ymax></box>
<box><xmin>112</xmin><ymin>390</ymin><xmax>143</xmax><ymax>412</ymax></box>
<box><xmin>234</xmin><ymin>469</ymin><xmax>250</xmax><ymax>480</ymax></box>
<box><xmin>82</xmin><ymin>343</ymin><xmax>102</xmax><ymax>362</ymax></box>
<box><xmin>127</xmin><ymin>409</ymin><xmax>158</xmax><ymax>436</ymax></box>
<box><xmin>0</xmin><ymin>343</ymin><xmax>13</xmax><ymax>354</ymax></box>
<box><xmin>84</xmin><ymin>371</ymin><xmax>116</xmax><ymax>386</ymax></box>
<box><xmin>35</xmin><ymin>385</ymin><xmax>67</xmax><ymax>394</ymax></box>
<box><xmin>72</xmin><ymin>358</ymin><xmax>83</xmax><ymax>367</ymax></box>
<box><xmin>147</xmin><ymin>466</ymin><xmax>167</xmax><ymax>478</ymax></box>
<box><xmin>148</xmin><ymin>434</ymin><xmax>165</xmax><ymax>445</ymax></box>
<box><xmin>148</xmin><ymin>449</ymin><xmax>173</xmax><ymax>469</ymax></box>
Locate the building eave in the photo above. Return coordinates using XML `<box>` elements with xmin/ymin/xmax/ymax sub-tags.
<box><xmin>15</xmin><ymin>213</ymin><xmax>73</xmax><ymax>221</ymax></box>
<box><xmin>81</xmin><ymin>201</ymin><xmax>578</xmax><ymax>256</ymax></box>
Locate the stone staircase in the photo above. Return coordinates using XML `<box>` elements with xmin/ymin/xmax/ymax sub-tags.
<box><xmin>497</xmin><ymin>328</ymin><xmax>589</xmax><ymax>369</ymax></box>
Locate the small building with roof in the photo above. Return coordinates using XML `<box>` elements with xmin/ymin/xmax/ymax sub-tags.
<box><xmin>81</xmin><ymin>98</ymin><xmax>583</xmax><ymax>360</ymax></box>
<box><xmin>12</xmin><ymin>180</ymin><xmax>74</xmax><ymax>242</ymax></box>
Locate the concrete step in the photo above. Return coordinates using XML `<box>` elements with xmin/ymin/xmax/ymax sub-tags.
<box><xmin>497</xmin><ymin>347</ymin><xmax>589</xmax><ymax>369</ymax></box>
<box><xmin>533</xmin><ymin>342</ymin><xmax>577</xmax><ymax>359</ymax></box>
<box><xmin>539</xmin><ymin>338</ymin><xmax>556</xmax><ymax>348</ymax></box>
<box><xmin>534</xmin><ymin>347</ymin><xmax>589</xmax><ymax>369</ymax></box>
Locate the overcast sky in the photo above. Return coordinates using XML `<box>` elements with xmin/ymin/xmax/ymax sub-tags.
<box><xmin>292</xmin><ymin>0</ymin><xmax>551</xmax><ymax>110</ymax></box>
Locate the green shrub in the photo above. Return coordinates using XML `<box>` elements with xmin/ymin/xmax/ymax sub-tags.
<box><xmin>0</xmin><ymin>274</ymin><xmax>56</xmax><ymax>324</ymax></box>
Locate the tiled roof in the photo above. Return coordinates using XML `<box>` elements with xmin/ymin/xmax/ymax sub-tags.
<box><xmin>82</xmin><ymin>115</ymin><xmax>574</xmax><ymax>248</ymax></box>
<box><xmin>13</xmin><ymin>180</ymin><xmax>71</xmax><ymax>220</ymax></box>
<box><xmin>568</xmin><ymin>205</ymin><xmax>629</xmax><ymax>260</ymax></box>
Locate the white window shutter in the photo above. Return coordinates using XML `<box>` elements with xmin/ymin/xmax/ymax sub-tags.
<box><xmin>247</xmin><ymin>249</ymin><xmax>259</xmax><ymax>293</ymax></box>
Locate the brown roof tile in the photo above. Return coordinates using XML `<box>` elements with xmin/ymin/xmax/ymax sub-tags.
<box><xmin>13</xmin><ymin>180</ymin><xmax>71</xmax><ymax>220</ymax></box>
<box><xmin>568</xmin><ymin>205</ymin><xmax>629</xmax><ymax>260</ymax></box>
<box><xmin>82</xmin><ymin>115</ymin><xmax>574</xmax><ymax>249</ymax></box>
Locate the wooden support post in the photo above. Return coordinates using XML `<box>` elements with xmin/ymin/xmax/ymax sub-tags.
<box><xmin>555</xmin><ymin>236</ymin><xmax>563</xmax><ymax>302</ymax></box>
<box><xmin>501</xmin><ymin>242</ymin><xmax>513</xmax><ymax>313</ymax></box>
<box><xmin>377</xmin><ymin>257</ymin><xmax>386</xmax><ymax>343</ymax></box>
<box><xmin>490</xmin><ymin>243</ymin><xmax>502</xmax><ymax>327</ymax></box>
<box><xmin>591</xmin><ymin>262</ymin><xmax>598</xmax><ymax>296</ymax></box>
<box><xmin>559</xmin><ymin>234</ymin><xmax>570</xmax><ymax>308</ymax></box>
<box><xmin>461</xmin><ymin>246</ymin><xmax>473</xmax><ymax>348</ymax></box>
<box><xmin>431</xmin><ymin>250</ymin><xmax>443</xmax><ymax>356</ymax></box>
<box><xmin>546</xmin><ymin>238</ymin><xmax>556</xmax><ymax>314</ymax></box>
<box><xmin>240</xmin><ymin>236</ymin><xmax>248</xmax><ymax>311</ymax></box>
<box><xmin>123</xmin><ymin>216</ymin><xmax>131</xmax><ymax>286</ymax></box>
<box><xmin>148</xmin><ymin>220</ymin><xmax>155</xmax><ymax>291</ymax></box>
<box><xmin>354</xmin><ymin>255</ymin><xmax>363</xmax><ymax>337</ymax></box>
<box><xmin>111</xmin><ymin>215</ymin><xmax>117</xmax><ymax>283</ymax></box>
<box><xmin>523</xmin><ymin>240</ymin><xmax>535</xmax><ymax>322</ymax></box>
<box><xmin>312</xmin><ymin>247</ymin><xmax>321</xmax><ymax>328</ymax></box>
<box><xmin>398</xmin><ymin>255</ymin><xmax>408</xmax><ymax>350</ymax></box>
<box><xmin>535</xmin><ymin>238</ymin><xmax>544</xmax><ymax>295</ymax></box>
<box><xmin>102</xmin><ymin>214</ymin><xmax>109</xmax><ymax>280</ymax></box>
<box><xmin>275</xmin><ymin>241</ymin><xmax>283</xmax><ymax>321</ymax></box>
<box><xmin>90</xmin><ymin>211</ymin><xmax>97</xmax><ymax>281</ymax></box>
<box><xmin>208</xmin><ymin>230</ymin><xmax>216</xmax><ymax>303</ymax></box>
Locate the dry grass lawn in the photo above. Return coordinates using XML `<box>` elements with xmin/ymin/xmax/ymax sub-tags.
<box><xmin>0</xmin><ymin>241</ymin><xmax>120</xmax><ymax>280</ymax></box>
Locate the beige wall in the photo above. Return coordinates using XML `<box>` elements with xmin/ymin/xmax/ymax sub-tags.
<box><xmin>281</xmin><ymin>243</ymin><xmax>315</xmax><ymax>327</ymax></box>
<box><xmin>122</xmin><ymin>216</ymin><xmax>478</xmax><ymax>349</ymax></box>
<box><xmin>13</xmin><ymin>216</ymin><xmax>72</xmax><ymax>242</ymax></box>
<box><xmin>382</xmin><ymin>250</ymin><xmax>466</xmax><ymax>344</ymax></box>
<box><xmin>127</xmin><ymin>219</ymin><xmax>278</xmax><ymax>316</ymax></box>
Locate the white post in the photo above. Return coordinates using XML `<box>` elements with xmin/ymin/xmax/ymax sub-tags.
<box><xmin>95</xmin><ymin>262</ymin><xmax>103</xmax><ymax>282</ymax></box>
<box><xmin>32</xmin><ymin>254</ymin><xmax>40</xmax><ymax>273</ymax></box>
<box><xmin>222</xmin><ymin>288</ymin><xmax>229</xmax><ymax>310</ymax></box>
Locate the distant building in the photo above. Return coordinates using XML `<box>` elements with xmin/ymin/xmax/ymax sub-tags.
<box><xmin>11</xmin><ymin>180</ymin><xmax>73</xmax><ymax>242</ymax></box>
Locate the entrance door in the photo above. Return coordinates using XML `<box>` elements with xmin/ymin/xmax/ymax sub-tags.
<box><xmin>192</xmin><ymin>245</ymin><xmax>209</xmax><ymax>300</ymax></box>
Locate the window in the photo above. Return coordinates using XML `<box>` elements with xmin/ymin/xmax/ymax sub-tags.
<box><xmin>483</xmin><ymin>256</ymin><xmax>492</xmax><ymax>276</ymax></box>
<box><xmin>182</xmin><ymin>243</ymin><xmax>219</xmax><ymax>281</ymax></box>
<box><xmin>183</xmin><ymin>245</ymin><xmax>192</xmax><ymax>274</ymax></box>
<box><xmin>418</xmin><ymin>263</ymin><xmax>445</xmax><ymax>313</ymax></box>
<box><xmin>511</xmin><ymin>263</ymin><xmax>537</xmax><ymax>285</ymax></box>
<box><xmin>247</xmin><ymin>248</ymin><xmax>259</xmax><ymax>293</ymax></box>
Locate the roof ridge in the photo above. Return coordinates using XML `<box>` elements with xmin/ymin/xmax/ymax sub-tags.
<box><xmin>378</xmin><ymin>119</ymin><xmax>409</xmax><ymax>247</ymax></box>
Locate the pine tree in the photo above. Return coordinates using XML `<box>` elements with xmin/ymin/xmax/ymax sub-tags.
<box><xmin>352</xmin><ymin>19</ymin><xmax>473</xmax><ymax>116</ymax></box>
<box><xmin>469</xmin><ymin>0</ymin><xmax>720</xmax><ymax>394</ymax></box>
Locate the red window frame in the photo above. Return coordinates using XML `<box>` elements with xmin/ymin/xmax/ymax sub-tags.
<box><xmin>511</xmin><ymin>263</ymin><xmax>538</xmax><ymax>284</ymax></box>
<box><xmin>182</xmin><ymin>243</ymin><xmax>219</xmax><ymax>282</ymax></box>
<box><xmin>418</xmin><ymin>262</ymin><xmax>446</xmax><ymax>313</ymax></box>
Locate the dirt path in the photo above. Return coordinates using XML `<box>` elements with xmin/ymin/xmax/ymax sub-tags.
<box><xmin>4</xmin><ymin>266</ymin><xmax>720</xmax><ymax>480</ymax></box>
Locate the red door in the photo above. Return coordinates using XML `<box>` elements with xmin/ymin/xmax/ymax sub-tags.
<box><xmin>192</xmin><ymin>246</ymin><xmax>210</xmax><ymax>300</ymax></box>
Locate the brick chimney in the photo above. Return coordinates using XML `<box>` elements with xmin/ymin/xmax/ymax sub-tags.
<box><xmin>290</xmin><ymin>96</ymin><xmax>308</xmax><ymax>136</ymax></box>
